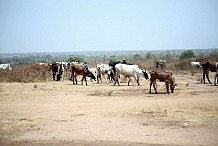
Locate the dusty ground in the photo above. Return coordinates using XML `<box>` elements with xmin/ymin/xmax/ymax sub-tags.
<box><xmin>0</xmin><ymin>74</ymin><xmax>218</xmax><ymax>146</ymax></box>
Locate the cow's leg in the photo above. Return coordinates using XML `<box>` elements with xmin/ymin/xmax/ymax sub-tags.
<box><xmin>117</xmin><ymin>75</ymin><xmax>120</xmax><ymax>86</ymax></box>
<box><xmin>97</xmin><ymin>74</ymin><xmax>100</xmax><ymax>83</ymax></box>
<box><xmin>81</xmin><ymin>77</ymin><xmax>84</xmax><ymax>85</ymax></box>
<box><xmin>165</xmin><ymin>82</ymin><xmax>169</xmax><ymax>94</ymax></box>
<box><xmin>61</xmin><ymin>73</ymin><xmax>64</xmax><ymax>81</ymax></box>
<box><xmin>206</xmin><ymin>72</ymin><xmax>212</xmax><ymax>84</ymax></box>
<box><xmin>72</xmin><ymin>74</ymin><xmax>75</xmax><ymax>85</ymax></box>
<box><xmin>80</xmin><ymin>78</ymin><xmax>83</xmax><ymax>85</ymax></box>
<box><xmin>73</xmin><ymin>74</ymin><xmax>78</xmax><ymax>85</ymax></box>
<box><xmin>114</xmin><ymin>72</ymin><xmax>119</xmax><ymax>86</ymax></box>
<box><xmin>203</xmin><ymin>72</ymin><xmax>206</xmax><ymax>84</ymax></box>
<box><xmin>83</xmin><ymin>76</ymin><xmax>87</xmax><ymax>86</ymax></box>
<box><xmin>149</xmin><ymin>81</ymin><xmax>152</xmax><ymax>93</ymax></box>
<box><xmin>116</xmin><ymin>78</ymin><xmax>120</xmax><ymax>86</ymax></box>
<box><xmin>57</xmin><ymin>74</ymin><xmax>60</xmax><ymax>81</ymax></box>
<box><xmin>149</xmin><ymin>80</ymin><xmax>156</xmax><ymax>93</ymax></box>
<box><xmin>113</xmin><ymin>75</ymin><xmax>116</xmax><ymax>86</ymax></box>
<box><xmin>69</xmin><ymin>75</ymin><xmax>72</xmax><ymax>81</ymax></box>
<box><xmin>170</xmin><ymin>85</ymin><xmax>174</xmax><ymax>93</ymax></box>
<box><xmin>128</xmin><ymin>77</ymin><xmax>131</xmax><ymax>86</ymax></box>
<box><xmin>69</xmin><ymin>71</ymin><xmax>72</xmax><ymax>80</ymax></box>
<box><xmin>75</xmin><ymin>75</ymin><xmax>78</xmax><ymax>84</ymax></box>
<box><xmin>113</xmin><ymin>79</ymin><xmax>116</xmax><ymax>86</ymax></box>
<box><xmin>214</xmin><ymin>74</ymin><xmax>218</xmax><ymax>85</ymax></box>
<box><xmin>53</xmin><ymin>71</ymin><xmax>56</xmax><ymax>81</ymax></box>
<box><xmin>136</xmin><ymin>77</ymin><xmax>140</xmax><ymax>86</ymax></box>
<box><xmin>153</xmin><ymin>81</ymin><xmax>157</xmax><ymax>93</ymax></box>
<box><xmin>72</xmin><ymin>77</ymin><xmax>75</xmax><ymax>84</ymax></box>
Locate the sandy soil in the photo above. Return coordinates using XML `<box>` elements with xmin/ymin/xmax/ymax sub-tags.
<box><xmin>0</xmin><ymin>74</ymin><xmax>218</xmax><ymax>146</ymax></box>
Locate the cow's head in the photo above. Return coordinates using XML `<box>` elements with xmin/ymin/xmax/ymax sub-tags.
<box><xmin>142</xmin><ymin>70</ymin><xmax>149</xmax><ymax>80</ymax></box>
<box><xmin>87</xmin><ymin>72</ymin><xmax>96</xmax><ymax>81</ymax></box>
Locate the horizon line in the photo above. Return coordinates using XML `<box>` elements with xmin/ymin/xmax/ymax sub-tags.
<box><xmin>1</xmin><ymin>48</ymin><xmax>218</xmax><ymax>55</ymax></box>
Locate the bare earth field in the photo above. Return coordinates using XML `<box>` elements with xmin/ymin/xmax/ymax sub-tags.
<box><xmin>0</xmin><ymin>74</ymin><xmax>218</xmax><ymax>146</ymax></box>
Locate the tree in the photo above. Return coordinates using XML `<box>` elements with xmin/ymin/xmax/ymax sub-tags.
<box><xmin>108</xmin><ymin>55</ymin><xmax>118</xmax><ymax>62</ymax></box>
<box><xmin>67</xmin><ymin>56</ymin><xmax>84</xmax><ymax>62</ymax></box>
<box><xmin>180</xmin><ymin>50</ymin><xmax>195</xmax><ymax>59</ymax></box>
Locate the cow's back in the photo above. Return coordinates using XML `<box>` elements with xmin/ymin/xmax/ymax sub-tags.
<box><xmin>72</xmin><ymin>64</ymin><xmax>85</xmax><ymax>75</ymax></box>
<box><xmin>115</xmin><ymin>64</ymin><xmax>138</xmax><ymax>76</ymax></box>
<box><xmin>202</xmin><ymin>61</ymin><xmax>216</xmax><ymax>72</ymax></box>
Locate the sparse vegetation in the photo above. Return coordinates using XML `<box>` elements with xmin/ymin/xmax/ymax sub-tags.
<box><xmin>0</xmin><ymin>49</ymin><xmax>217</xmax><ymax>83</ymax></box>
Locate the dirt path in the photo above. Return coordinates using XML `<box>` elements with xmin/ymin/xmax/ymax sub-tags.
<box><xmin>0</xmin><ymin>74</ymin><xmax>218</xmax><ymax>145</ymax></box>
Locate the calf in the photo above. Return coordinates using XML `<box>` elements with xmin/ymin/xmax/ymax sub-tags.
<box><xmin>214</xmin><ymin>62</ymin><xmax>218</xmax><ymax>85</ymax></box>
<box><xmin>149</xmin><ymin>70</ymin><xmax>176</xmax><ymax>94</ymax></box>
<box><xmin>114</xmin><ymin>64</ymin><xmax>149</xmax><ymax>86</ymax></box>
<box><xmin>67</xmin><ymin>62</ymin><xmax>88</xmax><ymax>80</ymax></box>
<box><xmin>202</xmin><ymin>60</ymin><xmax>216</xmax><ymax>84</ymax></box>
<box><xmin>71</xmin><ymin>64</ymin><xmax>96</xmax><ymax>86</ymax></box>
<box><xmin>96</xmin><ymin>63</ymin><xmax>113</xmax><ymax>83</ymax></box>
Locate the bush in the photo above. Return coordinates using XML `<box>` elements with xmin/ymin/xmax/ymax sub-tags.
<box><xmin>0</xmin><ymin>64</ymin><xmax>50</xmax><ymax>83</ymax></box>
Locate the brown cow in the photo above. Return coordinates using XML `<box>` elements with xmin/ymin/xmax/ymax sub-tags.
<box><xmin>149</xmin><ymin>70</ymin><xmax>176</xmax><ymax>94</ymax></box>
<box><xmin>71</xmin><ymin>64</ymin><xmax>96</xmax><ymax>86</ymax></box>
<box><xmin>202</xmin><ymin>60</ymin><xmax>217</xmax><ymax>84</ymax></box>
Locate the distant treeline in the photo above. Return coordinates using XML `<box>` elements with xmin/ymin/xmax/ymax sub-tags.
<box><xmin>0</xmin><ymin>49</ymin><xmax>217</xmax><ymax>65</ymax></box>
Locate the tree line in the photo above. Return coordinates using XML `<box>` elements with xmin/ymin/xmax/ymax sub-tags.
<box><xmin>0</xmin><ymin>50</ymin><xmax>217</xmax><ymax>65</ymax></box>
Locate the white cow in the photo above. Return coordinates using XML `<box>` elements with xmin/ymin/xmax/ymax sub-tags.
<box><xmin>0</xmin><ymin>64</ymin><xmax>12</xmax><ymax>70</ymax></box>
<box><xmin>96</xmin><ymin>63</ymin><xmax>113</xmax><ymax>83</ymax></box>
<box><xmin>214</xmin><ymin>62</ymin><xmax>218</xmax><ymax>85</ymax></box>
<box><xmin>114</xmin><ymin>64</ymin><xmax>149</xmax><ymax>86</ymax></box>
<box><xmin>190</xmin><ymin>61</ymin><xmax>202</xmax><ymax>75</ymax></box>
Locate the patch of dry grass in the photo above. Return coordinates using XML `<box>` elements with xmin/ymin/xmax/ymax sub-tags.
<box><xmin>0</xmin><ymin>64</ymin><xmax>51</xmax><ymax>83</ymax></box>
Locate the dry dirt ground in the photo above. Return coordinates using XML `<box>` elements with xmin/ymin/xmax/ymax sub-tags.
<box><xmin>0</xmin><ymin>74</ymin><xmax>218</xmax><ymax>146</ymax></box>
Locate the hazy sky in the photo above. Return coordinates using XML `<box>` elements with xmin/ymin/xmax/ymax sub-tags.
<box><xmin>0</xmin><ymin>0</ymin><xmax>218</xmax><ymax>53</ymax></box>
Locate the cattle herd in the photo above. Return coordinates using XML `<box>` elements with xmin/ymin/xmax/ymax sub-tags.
<box><xmin>0</xmin><ymin>60</ymin><xmax>218</xmax><ymax>93</ymax></box>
